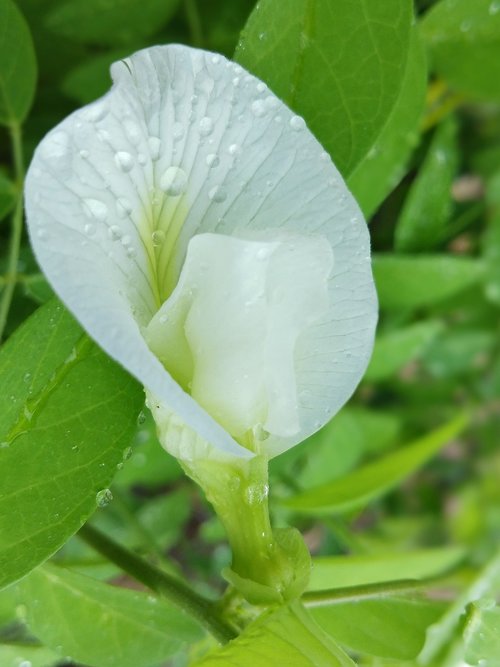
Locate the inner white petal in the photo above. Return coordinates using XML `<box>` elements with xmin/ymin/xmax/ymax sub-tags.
<box><xmin>145</xmin><ymin>232</ymin><xmax>333</xmax><ymax>447</ymax></box>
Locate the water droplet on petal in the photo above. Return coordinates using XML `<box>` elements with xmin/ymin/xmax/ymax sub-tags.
<box><xmin>206</xmin><ymin>153</ymin><xmax>220</xmax><ymax>168</ymax></box>
<box><xmin>116</xmin><ymin>198</ymin><xmax>132</xmax><ymax>218</ymax></box>
<box><xmin>160</xmin><ymin>166</ymin><xmax>187</xmax><ymax>196</ymax></box>
<box><xmin>114</xmin><ymin>151</ymin><xmax>134</xmax><ymax>173</ymax></box>
<box><xmin>108</xmin><ymin>225</ymin><xmax>122</xmax><ymax>241</ymax></box>
<box><xmin>152</xmin><ymin>230</ymin><xmax>165</xmax><ymax>247</ymax></box>
<box><xmin>228</xmin><ymin>143</ymin><xmax>240</xmax><ymax>156</ymax></box>
<box><xmin>251</xmin><ymin>99</ymin><xmax>267</xmax><ymax>117</ymax></box>
<box><xmin>79</xmin><ymin>149</ymin><xmax>89</xmax><ymax>159</ymax></box>
<box><xmin>84</xmin><ymin>223</ymin><xmax>96</xmax><ymax>236</ymax></box>
<box><xmin>148</xmin><ymin>136</ymin><xmax>161</xmax><ymax>160</ymax></box>
<box><xmin>290</xmin><ymin>115</ymin><xmax>306</xmax><ymax>131</ymax></box>
<box><xmin>83</xmin><ymin>198</ymin><xmax>108</xmax><ymax>222</ymax></box>
<box><xmin>199</xmin><ymin>116</ymin><xmax>214</xmax><ymax>136</ymax></box>
<box><xmin>123</xmin><ymin>119</ymin><xmax>141</xmax><ymax>145</ymax></box>
<box><xmin>208</xmin><ymin>185</ymin><xmax>227</xmax><ymax>203</ymax></box>
<box><xmin>96</xmin><ymin>488</ymin><xmax>113</xmax><ymax>507</ymax></box>
<box><xmin>211</xmin><ymin>54</ymin><xmax>221</xmax><ymax>65</ymax></box>
<box><xmin>84</xmin><ymin>101</ymin><xmax>108</xmax><ymax>122</ymax></box>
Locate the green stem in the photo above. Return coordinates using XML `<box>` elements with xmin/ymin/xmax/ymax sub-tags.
<box><xmin>78</xmin><ymin>523</ymin><xmax>238</xmax><ymax>644</ymax></box>
<box><xmin>0</xmin><ymin>122</ymin><xmax>25</xmax><ymax>341</ymax></box>
<box><xmin>184</xmin><ymin>0</ymin><xmax>203</xmax><ymax>47</ymax></box>
<box><xmin>302</xmin><ymin>578</ymin><xmax>423</xmax><ymax>608</ymax></box>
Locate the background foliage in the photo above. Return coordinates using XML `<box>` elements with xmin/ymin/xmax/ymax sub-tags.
<box><xmin>1</xmin><ymin>0</ymin><xmax>500</xmax><ymax>665</ymax></box>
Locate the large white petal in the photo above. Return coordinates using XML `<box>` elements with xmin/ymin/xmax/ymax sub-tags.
<box><xmin>25</xmin><ymin>44</ymin><xmax>377</xmax><ymax>460</ymax></box>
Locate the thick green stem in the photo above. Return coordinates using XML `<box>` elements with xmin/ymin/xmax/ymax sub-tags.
<box><xmin>182</xmin><ymin>454</ymin><xmax>311</xmax><ymax>605</ymax></box>
<box><xmin>78</xmin><ymin>523</ymin><xmax>238</xmax><ymax>644</ymax></box>
<box><xmin>302</xmin><ymin>579</ymin><xmax>423</xmax><ymax>608</ymax></box>
<box><xmin>0</xmin><ymin>122</ymin><xmax>25</xmax><ymax>341</ymax></box>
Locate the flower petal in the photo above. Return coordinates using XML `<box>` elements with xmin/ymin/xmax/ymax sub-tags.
<box><xmin>25</xmin><ymin>44</ymin><xmax>377</xmax><ymax>460</ymax></box>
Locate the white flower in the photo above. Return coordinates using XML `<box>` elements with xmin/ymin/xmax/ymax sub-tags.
<box><xmin>25</xmin><ymin>45</ymin><xmax>377</xmax><ymax>463</ymax></box>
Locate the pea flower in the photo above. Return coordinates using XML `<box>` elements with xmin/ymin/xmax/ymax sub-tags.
<box><xmin>25</xmin><ymin>45</ymin><xmax>377</xmax><ymax>466</ymax></box>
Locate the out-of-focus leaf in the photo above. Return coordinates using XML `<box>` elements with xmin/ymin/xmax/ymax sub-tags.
<box><xmin>18</xmin><ymin>564</ymin><xmax>203</xmax><ymax>667</ymax></box>
<box><xmin>295</xmin><ymin>408</ymin><xmax>402</xmax><ymax>488</ymax></box>
<box><xmin>283</xmin><ymin>414</ymin><xmax>468</xmax><ymax>515</ymax></box>
<box><xmin>365</xmin><ymin>320</ymin><xmax>444</xmax><ymax>381</ymax></box>
<box><xmin>193</xmin><ymin>603</ymin><xmax>355</xmax><ymax>666</ymax></box>
<box><xmin>373</xmin><ymin>255</ymin><xmax>486</xmax><ymax>309</ymax></box>
<box><xmin>309</xmin><ymin>547</ymin><xmax>466</xmax><ymax>591</ymax></box>
<box><xmin>21</xmin><ymin>274</ymin><xmax>54</xmax><ymax>305</ymax></box>
<box><xmin>0</xmin><ymin>299</ymin><xmax>143</xmax><ymax>589</ymax></box>
<box><xmin>62</xmin><ymin>49</ymin><xmax>128</xmax><ymax>104</ymax></box>
<box><xmin>421</xmin><ymin>0</ymin><xmax>500</xmax><ymax>102</ymax></box>
<box><xmin>0</xmin><ymin>175</ymin><xmax>16</xmax><ymax>221</ymax></box>
<box><xmin>310</xmin><ymin>596</ymin><xmax>444</xmax><ymax>660</ymax></box>
<box><xmin>0</xmin><ymin>0</ymin><xmax>37</xmax><ymax>125</ymax></box>
<box><xmin>46</xmin><ymin>0</ymin><xmax>181</xmax><ymax>46</ymax></box>
<box><xmin>484</xmin><ymin>171</ymin><xmax>500</xmax><ymax>305</ymax></box>
<box><xmin>395</xmin><ymin>116</ymin><xmax>459</xmax><ymax>251</ymax></box>
<box><xmin>422</xmin><ymin>329</ymin><xmax>496</xmax><ymax>379</ymax></box>
<box><xmin>464</xmin><ymin>600</ymin><xmax>500</xmax><ymax>666</ymax></box>
<box><xmin>348</xmin><ymin>29</ymin><xmax>427</xmax><ymax>218</ymax></box>
<box><xmin>235</xmin><ymin>0</ymin><xmax>413</xmax><ymax>176</ymax></box>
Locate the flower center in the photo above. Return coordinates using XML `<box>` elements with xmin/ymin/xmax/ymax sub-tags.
<box><xmin>145</xmin><ymin>232</ymin><xmax>333</xmax><ymax>447</ymax></box>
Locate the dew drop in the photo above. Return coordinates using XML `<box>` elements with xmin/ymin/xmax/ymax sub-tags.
<box><xmin>256</xmin><ymin>82</ymin><xmax>267</xmax><ymax>93</ymax></box>
<box><xmin>265</xmin><ymin>95</ymin><xmax>279</xmax><ymax>110</ymax></box>
<box><xmin>116</xmin><ymin>198</ymin><xmax>132</xmax><ymax>218</ymax></box>
<box><xmin>79</xmin><ymin>149</ymin><xmax>89</xmax><ymax>159</ymax></box>
<box><xmin>160</xmin><ymin>166</ymin><xmax>187</xmax><ymax>196</ymax></box>
<box><xmin>232</xmin><ymin>76</ymin><xmax>240</xmax><ymax>87</ymax></box>
<box><xmin>152</xmin><ymin>230</ymin><xmax>165</xmax><ymax>247</ymax></box>
<box><xmin>199</xmin><ymin>116</ymin><xmax>214</xmax><ymax>136</ymax></box>
<box><xmin>208</xmin><ymin>185</ymin><xmax>227</xmax><ymax>203</ymax></box>
<box><xmin>206</xmin><ymin>153</ymin><xmax>220</xmax><ymax>168</ymax></box>
<box><xmin>114</xmin><ymin>151</ymin><xmax>134</xmax><ymax>173</ymax></box>
<box><xmin>136</xmin><ymin>410</ymin><xmax>146</xmax><ymax>425</ymax></box>
<box><xmin>108</xmin><ymin>225</ymin><xmax>123</xmax><ymax>241</ymax></box>
<box><xmin>211</xmin><ymin>54</ymin><xmax>221</xmax><ymax>65</ymax></box>
<box><xmin>123</xmin><ymin>119</ymin><xmax>141</xmax><ymax>145</ymax></box>
<box><xmin>123</xmin><ymin>446</ymin><xmax>133</xmax><ymax>460</ymax></box>
<box><xmin>84</xmin><ymin>223</ymin><xmax>96</xmax><ymax>237</ymax></box>
<box><xmin>84</xmin><ymin>101</ymin><xmax>108</xmax><ymax>122</ymax></box>
<box><xmin>228</xmin><ymin>143</ymin><xmax>240</xmax><ymax>156</ymax></box>
<box><xmin>95</xmin><ymin>488</ymin><xmax>113</xmax><ymax>507</ymax></box>
<box><xmin>148</xmin><ymin>136</ymin><xmax>161</xmax><ymax>160</ymax></box>
<box><xmin>23</xmin><ymin>372</ymin><xmax>32</xmax><ymax>383</ymax></box>
<box><xmin>244</xmin><ymin>483</ymin><xmax>269</xmax><ymax>506</ymax></box>
<box><xmin>126</xmin><ymin>246</ymin><xmax>137</xmax><ymax>258</ymax></box>
<box><xmin>251</xmin><ymin>99</ymin><xmax>267</xmax><ymax>117</ymax></box>
<box><xmin>159</xmin><ymin>314</ymin><xmax>169</xmax><ymax>324</ymax></box>
<box><xmin>290</xmin><ymin>115</ymin><xmax>306</xmax><ymax>131</ymax></box>
<box><xmin>83</xmin><ymin>198</ymin><xmax>108</xmax><ymax>222</ymax></box>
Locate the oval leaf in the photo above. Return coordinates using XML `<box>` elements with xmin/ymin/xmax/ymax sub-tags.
<box><xmin>235</xmin><ymin>0</ymin><xmax>413</xmax><ymax>176</ymax></box>
<box><xmin>18</xmin><ymin>564</ymin><xmax>203</xmax><ymax>667</ymax></box>
<box><xmin>0</xmin><ymin>0</ymin><xmax>37</xmax><ymax>125</ymax></box>
<box><xmin>0</xmin><ymin>299</ymin><xmax>143</xmax><ymax>589</ymax></box>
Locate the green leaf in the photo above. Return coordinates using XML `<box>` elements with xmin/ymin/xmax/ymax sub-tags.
<box><xmin>62</xmin><ymin>49</ymin><xmax>129</xmax><ymax>104</ymax></box>
<box><xmin>0</xmin><ymin>643</ymin><xmax>59</xmax><ymax>667</ymax></box>
<box><xmin>309</xmin><ymin>547</ymin><xmax>466</xmax><ymax>591</ymax></box>
<box><xmin>365</xmin><ymin>320</ymin><xmax>444</xmax><ymax>382</ymax></box>
<box><xmin>483</xmin><ymin>171</ymin><xmax>500</xmax><ymax>305</ymax></box>
<box><xmin>283</xmin><ymin>414</ymin><xmax>468</xmax><ymax>515</ymax></box>
<box><xmin>0</xmin><ymin>299</ymin><xmax>143</xmax><ymax>589</ymax></box>
<box><xmin>0</xmin><ymin>174</ymin><xmax>16</xmax><ymax>221</ymax></box>
<box><xmin>421</xmin><ymin>0</ymin><xmax>500</xmax><ymax>102</ymax></box>
<box><xmin>294</xmin><ymin>408</ymin><xmax>401</xmax><ymax>488</ymax></box>
<box><xmin>193</xmin><ymin>602</ymin><xmax>355</xmax><ymax>666</ymax></box>
<box><xmin>310</xmin><ymin>596</ymin><xmax>444</xmax><ymax>660</ymax></box>
<box><xmin>348</xmin><ymin>29</ymin><xmax>427</xmax><ymax>218</ymax></box>
<box><xmin>0</xmin><ymin>0</ymin><xmax>37</xmax><ymax>125</ymax></box>
<box><xmin>46</xmin><ymin>0</ymin><xmax>181</xmax><ymax>46</ymax></box>
<box><xmin>18</xmin><ymin>564</ymin><xmax>203</xmax><ymax>667</ymax></box>
<box><xmin>373</xmin><ymin>254</ymin><xmax>486</xmax><ymax>310</ymax></box>
<box><xmin>464</xmin><ymin>601</ymin><xmax>500</xmax><ymax>666</ymax></box>
<box><xmin>419</xmin><ymin>551</ymin><xmax>500</xmax><ymax>664</ymax></box>
<box><xmin>235</xmin><ymin>0</ymin><xmax>413</xmax><ymax>176</ymax></box>
<box><xmin>422</xmin><ymin>329</ymin><xmax>496</xmax><ymax>379</ymax></box>
<box><xmin>395</xmin><ymin>116</ymin><xmax>459</xmax><ymax>252</ymax></box>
